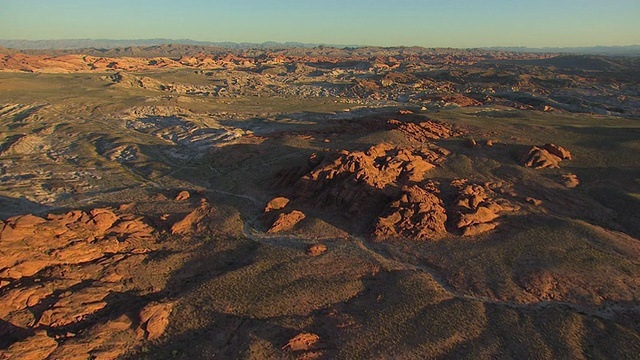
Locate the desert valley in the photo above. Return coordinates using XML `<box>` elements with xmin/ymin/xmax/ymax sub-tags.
<box><xmin>0</xmin><ymin>44</ymin><xmax>639</xmax><ymax>359</ymax></box>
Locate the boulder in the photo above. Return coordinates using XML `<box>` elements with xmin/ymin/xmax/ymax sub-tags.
<box><xmin>526</xmin><ymin>197</ymin><xmax>543</xmax><ymax>206</ymax></box>
<box><xmin>137</xmin><ymin>302</ymin><xmax>173</xmax><ymax>341</ymax></box>
<box><xmin>174</xmin><ymin>190</ymin><xmax>191</xmax><ymax>201</ymax></box>
<box><xmin>267</xmin><ymin>211</ymin><xmax>306</xmax><ymax>233</ymax></box>
<box><xmin>521</xmin><ymin>146</ymin><xmax>562</xmax><ymax>169</ymax></box>
<box><xmin>170</xmin><ymin>203</ymin><xmax>210</xmax><ymax>234</ymax></box>
<box><xmin>543</xmin><ymin>144</ymin><xmax>572</xmax><ymax>160</ymax></box>
<box><xmin>283</xmin><ymin>333</ymin><xmax>320</xmax><ymax>351</ymax></box>
<box><xmin>562</xmin><ymin>173</ymin><xmax>579</xmax><ymax>188</ymax></box>
<box><xmin>308</xmin><ymin>244</ymin><xmax>328</xmax><ymax>256</ymax></box>
<box><xmin>521</xmin><ymin>144</ymin><xmax>572</xmax><ymax>169</ymax></box>
<box><xmin>264</xmin><ymin>197</ymin><xmax>290</xmax><ymax>212</ymax></box>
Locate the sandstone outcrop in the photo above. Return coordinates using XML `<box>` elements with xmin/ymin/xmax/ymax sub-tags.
<box><xmin>373</xmin><ymin>182</ymin><xmax>447</xmax><ymax>241</ymax></box>
<box><xmin>521</xmin><ymin>144</ymin><xmax>572</xmax><ymax>169</ymax></box>
<box><xmin>562</xmin><ymin>173</ymin><xmax>580</xmax><ymax>188</ymax></box>
<box><xmin>2</xmin><ymin>330</ymin><xmax>58</xmax><ymax>360</ymax></box>
<box><xmin>0</xmin><ymin>208</ymin><xmax>153</xmax><ymax>280</ymax></box>
<box><xmin>136</xmin><ymin>302</ymin><xmax>174</xmax><ymax>341</ymax></box>
<box><xmin>269</xmin><ymin>143</ymin><xmax>450</xmax><ymax>236</ymax></box>
<box><xmin>175</xmin><ymin>190</ymin><xmax>191</xmax><ymax>201</ymax></box>
<box><xmin>293</xmin><ymin>143</ymin><xmax>447</xmax><ymax>200</ymax></box>
<box><xmin>171</xmin><ymin>202</ymin><xmax>211</xmax><ymax>234</ymax></box>
<box><xmin>264</xmin><ymin>197</ymin><xmax>290</xmax><ymax>212</ymax></box>
<box><xmin>259</xmin><ymin>197</ymin><xmax>304</xmax><ymax>233</ymax></box>
<box><xmin>267</xmin><ymin>210</ymin><xmax>306</xmax><ymax>233</ymax></box>
<box><xmin>0</xmin><ymin>206</ymin><xmax>164</xmax><ymax>359</ymax></box>
<box><xmin>544</xmin><ymin>144</ymin><xmax>572</xmax><ymax>160</ymax></box>
<box><xmin>388</xmin><ymin>119</ymin><xmax>464</xmax><ymax>142</ymax></box>
<box><xmin>308</xmin><ymin>244</ymin><xmax>328</xmax><ymax>256</ymax></box>
<box><xmin>451</xmin><ymin>181</ymin><xmax>519</xmax><ymax>236</ymax></box>
<box><xmin>283</xmin><ymin>332</ymin><xmax>320</xmax><ymax>352</ymax></box>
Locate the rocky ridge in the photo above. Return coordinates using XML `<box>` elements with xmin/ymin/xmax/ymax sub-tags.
<box><xmin>0</xmin><ymin>205</ymin><xmax>174</xmax><ymax>359</ymax></box>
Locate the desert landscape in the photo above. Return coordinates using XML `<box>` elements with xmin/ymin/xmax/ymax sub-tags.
<box><xmin>0</xmin><ymin>43</ymin><xmax>639</xmax><ymax>359</ymax></box>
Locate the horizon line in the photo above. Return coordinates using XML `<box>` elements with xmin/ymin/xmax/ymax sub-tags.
<box><xmin>1</xmin><ymin>38</ymin><xmax>640</xmax><ymax>51</ymax></box>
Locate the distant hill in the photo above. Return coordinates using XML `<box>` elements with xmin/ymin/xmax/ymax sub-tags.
<box><xmin>0</xmin><ymin>38</ymin><xmax>356</xmax><ymax>50</ymax></box>
<box><xmin>492</xmin><ymin>55</ymin><xmax>630</xmax><ymax>71</ymax></box>
<box><xmin>1</xmin><ymin>39</ymin><xmax>639</xmax><ymax>57</ymax></box>
<box><xmin>484</xmin><ymin>45</ymin><xmax>640</xmax><ymax>56</ymax></box>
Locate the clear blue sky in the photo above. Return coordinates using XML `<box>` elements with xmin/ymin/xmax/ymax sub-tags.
<box><xmin>1</xmin><ymin>0</ymin><xmax>639</xmax><ymax>47</ymax></box>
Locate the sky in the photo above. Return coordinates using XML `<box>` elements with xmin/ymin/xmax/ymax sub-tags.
<box><xmin>0</xmin><ymin>0</ymin><xmax>639</xmax><ymax>48</ymax></box>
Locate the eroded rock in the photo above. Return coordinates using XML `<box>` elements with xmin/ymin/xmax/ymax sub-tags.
<box><xmin>308</xmin><ymin>244</ymin><xmax>328</xmax><ymax>256</ymax></box>
<box><xmin>283</xmin><ymin>332</ymin><xmax>320</xmax><ymax>352</ymax></box>
<box><xmin>2</xmin><ymin>330</ymin><xmax>58</xmax><ymax>360</ymax></box>
<box><xmin>0</xmin><ymin>208</ymin><xmax>153</xmax><ymax>280</ymax></box>
<box><xmin>373</xmin><ymin>182</ymin><xmax>447</xmax><ymax>241</ymax></box>
<box><xmin>137</xmin><ymin>302</ymin><xmax>173</xmax><ymax>341</ymax></box>
<box><xmin>0</xmin><ymin>204</ymin><xmax>166</xmax><ymax>358</ymax></box>
<box><xmin>171</xmin><ymin>203</ymin><xmax>211</xmax><ymax>234</ymax></box>
<box><xmin>544</xmin><ymin>144</ymin><xmax>572</xmax><ymax>160</ymax></box>
<box><xmin>264</xmin><ymin>197</ymin><xmax>290</xmax><ymax>212</ymax></box>
<box><xmin>38</xmin><ymin>285</ymin><xmax>112</xmax><ymax>327</ymax></box>
<box><xmin>267</xmin><ymin>210</ymin><xmax>306</xmax><ymax>233</ymax></box>
<box><xmin>175</xmin><ymin>190</ymin><xmax>191</xmax><ymax>201</ymax></box>
<box><xmin>521</xmin><ymin>144</ymin><xmax>572</xmax><ymax>169</ymax></box>
<box><xmin>388</xmin><ymin>119</ymin><xmax>464</xmax><ymax>142</ymax></box>
<box><xmin>562</xmin><ymin>173</ymin><xmax>579</xmax><ymax>188</ymax></box>
<box><xmin>451</xmin><ymin>181</ymin><xmax>519</xmax><ymax>236</ymax></box>
<box><xmin>294</xmin><ymin>143</ymin><xmax>447</xmax><ymax>201</ymax></box>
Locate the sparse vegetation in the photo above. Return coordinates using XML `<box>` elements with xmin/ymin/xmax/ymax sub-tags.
<box><xmin>1</xmin><ymin>46</ymin><xmax>639</xmax><ymax>359</ymax></box>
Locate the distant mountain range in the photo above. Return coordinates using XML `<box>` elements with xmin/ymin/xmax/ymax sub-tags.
<box><xmin>1</xmin><ymin>39</ymin><xmax>639</xmax><ymax>55</ymax></box>
<box><xmin>0</xmin><ymin>38</ymin><xmax>353</xmax><ymax>50</ymax></box>
<box><xmin>484</xmin><ymin>45</ymin><xmax>640</xmax><ymax>56</ymax></box>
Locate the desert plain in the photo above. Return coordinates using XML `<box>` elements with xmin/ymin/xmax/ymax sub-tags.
<box><xmin>0</xmin><ymin>45</ymin><xmax>639</xmax><ymax>359</ymax></box>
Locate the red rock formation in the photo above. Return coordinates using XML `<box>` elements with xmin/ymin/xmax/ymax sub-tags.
<box><xmin>0</xmin><ymin>206</ymin><xmax>163</xmax><ymax>358</ymax></box>
<box><xmin>544</xmin><ymin>144</ymin><xmax>572</xmax><ymax>160</ymax></box>
<box><xmin>521</xmin><ymin>144</ymin><xmax>572</xmax><ymax>169</ymax></box>
<box><xmin>308</xmin><ymin>244</ymin><xmax>328</xmax><ymax>256</ymax></box>
<box><xmin>175</xmin><ymin>190</ymin><xmax>191</xmax><ymax>201</ymax></box>
<box><xmin>136</xmin><ymin>302</ymin><xmax>174</xmax><ymax>341</ymax></box>
<box><xmin>0</xmin><ymin>208</ymin><xmax>153</xmax><ymax>280</ymax></box>
<box><xmin>283</xmin><ymin>333</ymin><xmax>320</xmax><ymax>351</ymax></box>
<box><xmin>267</xmin><ymin>210</ymin><xmax>306</xmax><ymax>233</ymax></box>
<box><xmin>451</xmin><ymin>181</ymin><xmax>519</xmax><ymax>236</ymax></box>
<box><xmin>2</xmin><ymin>330</ymin><xmax>59</xmax><ymax>359</ymax></box>
<box><xmin>284</xmin><ymin>143</ymin><xmax>448</xmax><ymax>221</ymax></box>
<box><xmin>300</xmin><ymin>143</ymin><xmax>446</xmax><ymax>192</ymax></box>
<box><xmin>388</xmin><ymin>119</ymin><xmax>464</xmax><ymax>142</ymax></box>
<box><xmin>521</xmin><ymin>146</ymin><xmax>562</xmax><ymax>169</ymax></box>
<box><xmin>562</xmin><ymin>173</ymin><xmax>580</xmax><ymax>188</ymax></box>
<box><xmin>373</xmin><ymin>182</ymin><xmax>447</xmax><ymax>241</ymax></box>
<box><xmin>264</xmin><ymin>197</ymin><xmax>290</xmax><ymax>212</ymax></box>
<box><xmin>170</xmin><ymin>203</ymin><xmax>211</xmax><ymax>234</ymax></box>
